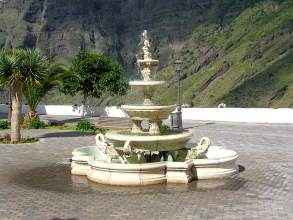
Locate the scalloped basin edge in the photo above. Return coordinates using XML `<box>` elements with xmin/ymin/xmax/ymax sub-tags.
<box><xmin>71</xmin><ymin>146</ymin><xmax>239</xmax><ymax>185</ymax></box>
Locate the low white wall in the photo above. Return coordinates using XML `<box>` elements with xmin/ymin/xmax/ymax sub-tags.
<box><xmin>0</xmin><ymin>104</ymin><xmax>84</xmax><ymax>116</ymax></box>
<box><xmin>181</xmin><ymin>108</ymin><xmax>293</xmax><ymax>124</ymax></box>
<box><xmin>0</xmin><ymin>104</ymin><xmax>127</xmax><ymax>117</ymax></box>
<box><xmin>0</xmin><ymin>104</ymin><xmax>292</xmax><ymax>123</ymax></box>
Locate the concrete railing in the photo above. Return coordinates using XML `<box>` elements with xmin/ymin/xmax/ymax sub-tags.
<box><xmin>0</xmin><ymin>104</ymin><xmax>292</xmax><ymax>123</ymax></box>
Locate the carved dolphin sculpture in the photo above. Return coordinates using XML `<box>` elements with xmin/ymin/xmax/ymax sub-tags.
<box><xmin>95</xmin><ymin>133</ymin><xmax>126</xmax><ymax>164</ymax></box>
<box><xmin>123</xmin><ymin>140</ymin><xmax>132</xmax><ymax>155</ymax></box>
<box><xmin>185</xmin><ymin>137</ymin><xmax>211</xmax><ymax>160</ymax></box>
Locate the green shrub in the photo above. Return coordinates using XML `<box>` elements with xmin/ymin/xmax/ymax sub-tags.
<box><xmin>160</xmin><ymin>124</ymin><xmax>170</xmax><ymax>132</ymax></box>
<box><xmin>0</xmin><ymin>120</ymin><xmax>9</xmax><ymax>129</ymax></box>
<box><xmin>0</xmin><ymin>133</ymin><xmax>39</xmax><ymax>144</ymax></box>
<box><xmin>95</xmin><ymin>127</ymin><xmax>108</xmax><ymax>134</ymax></box>
<box><xmin>75</xmin><ymin>119</ymin><xmax>95</xmax><ymax>131</ymax></box>
<box><xmin>19</xmin><ymin>116</ymin><xmax>24</xmax><ymax>126</ymax></box>
<box><xmin>28</xmin><ymin>119</ymin><xmax>47</xmax><ymax>129</ymax></box>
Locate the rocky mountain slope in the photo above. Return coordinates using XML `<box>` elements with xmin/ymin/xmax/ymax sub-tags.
<box><xmin>153</xmin><ymin>0</ymin><xmax>293</xmax><ymax>107</ymax></box>
<box><xmin>0</xmin><ymin>0</ymin><xmax>292</xmax><ymax>107</ymax></box>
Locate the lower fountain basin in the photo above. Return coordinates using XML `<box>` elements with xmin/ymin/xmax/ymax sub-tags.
<box><xmin>105</xmin><ymin>130</ymin><xmax>193</xmax><ymax>151</ymax></box>
<box><xmin>88</xmin><ymin>161</ymin><xmax>166</xmax><ymax>186</ymax></box>
<box><xmin>71</xmin><ymin>145</ymin><xmax>239</xmax><ymax>186</ymax></box>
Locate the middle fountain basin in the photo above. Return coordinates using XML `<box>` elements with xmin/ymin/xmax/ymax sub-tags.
<box><xmin>105</xmin><ymin>130</ymin><xmax>192</xmax><ymax>151</ymax></box>
<box><xmin>121</xmin><ymin>105</ymin><xmax>176</xmax><ymax>120</ymax></box>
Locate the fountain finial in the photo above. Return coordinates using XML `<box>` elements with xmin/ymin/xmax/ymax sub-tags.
<box><xmin>138</xmin><ymin>30</ymin><xmax>158</xmax><ymax>81</ymax></box>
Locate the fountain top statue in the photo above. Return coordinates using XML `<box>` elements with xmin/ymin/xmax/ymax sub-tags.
<box><xmin>137</xmin><ymin>30</ymin><xmax>159</xmax><ymax>81</ymax></box>
<box><xmin>142</xmin><ymin>30</ymin><xmax>152</xmax><ymax>60</ymax></box>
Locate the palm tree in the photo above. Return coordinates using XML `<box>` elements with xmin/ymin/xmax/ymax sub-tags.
<box><xmin>23</xmin><ymin>63</ymin><xmax>67</xmax><ymax>125</ymax></box>
<box><xmin>0</xmin><ymin>49</ymin><xmax>48</xmax><ymax>143</ymax></box>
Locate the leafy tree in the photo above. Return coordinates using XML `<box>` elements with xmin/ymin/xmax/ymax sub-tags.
<box><xmin>0</xmin><ymin>49</ymin><xmax>48</xmax><ymax>142</ymax></box>
<box><xmin>23</xmin><ymin>63</ymin><xmax>67</xmax><ymax>125</ymax></box>
<box><xmin>62</xmin><ymin>52</ymin><xmax>128</xmax><ymax>112</ymax></box>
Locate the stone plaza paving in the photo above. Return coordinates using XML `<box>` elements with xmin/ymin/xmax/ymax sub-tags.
<box><xmin>0</xmin><ymin>120</ymin><xmax>292</xmax><ymax>220</ymax></box>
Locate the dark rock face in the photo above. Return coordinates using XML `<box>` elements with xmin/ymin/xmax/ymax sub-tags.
<box><xmin>0</xmin><ymin>0</ymin><xmax>254</xmax><ymax>75</ymax></box>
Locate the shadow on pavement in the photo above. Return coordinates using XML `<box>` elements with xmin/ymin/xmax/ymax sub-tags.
<box><xmin>184</xmin><ymin>122</ymin><xmax>216</xmax><ymax>129</ymax></box>
<box><xmin>238</xmin><ymin>165</ymin><xmax>245</xmax><ymax>173</ymax></box>
<box><xmin>14</xmin><ymin>163</ymin><xmax>248</xmax><ymax>195</ymax></box>
<box><xmin>40</xmin><ymin>131</ymin><xmax>95</xmax><ymax>138</ymax></box>
<box><xmin>50</xmin><ymin>218</ymin><xmax>78</xmax><ymax>220</ymax></box>
<box><xmin>40</xmin><ymin>115</ymin><xmax>83</xmax><ymax>125</ymax></box>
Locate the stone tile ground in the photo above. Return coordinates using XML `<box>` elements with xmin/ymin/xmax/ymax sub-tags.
<box><xmin>0</xmin><ymin>120</ymin><xmax>292</xmax><ymax>220</ymax></box>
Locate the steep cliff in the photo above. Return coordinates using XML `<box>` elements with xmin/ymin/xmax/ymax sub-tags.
<box><xmin>0</xmin><ymin>0</ymin><xmax>292</xmax><ymax>107</ymax></box>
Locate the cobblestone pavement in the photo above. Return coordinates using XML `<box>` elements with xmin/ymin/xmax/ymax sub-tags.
<box><xmin>0</xmin><ymin>121</ymin><xmax>293</xmax><ymax>220</ymax></box>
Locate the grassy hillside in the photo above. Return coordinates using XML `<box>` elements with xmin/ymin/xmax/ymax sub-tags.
<box><xmin>148</xmin><ymin>0</ymin><xmax>293</xmax><ymax>107</ymax></box>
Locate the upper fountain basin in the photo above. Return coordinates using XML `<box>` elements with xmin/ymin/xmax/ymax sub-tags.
<box><xmin>129</xmin><ymin>81</ymin><xmax>165</xmax><ymax>86</ymax></box>
<box><xmin>137</xmin><ymin>59</ymin><xmax>159</xmax><ymax>66</ymax></box>
<box><xmin>122</xmin><ymin>105</ymin><xmax>176</xmax><ymax>120</ymax></box>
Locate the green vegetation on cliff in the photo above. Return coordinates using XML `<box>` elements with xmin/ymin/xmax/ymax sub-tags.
<box><xmin>152</xmin><ymin>0</ymin><xmax>293</xmax><ymax>107</ymax></box>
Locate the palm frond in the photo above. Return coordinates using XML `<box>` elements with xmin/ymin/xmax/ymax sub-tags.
<box><xmin>0</xmin><ymin>49</ymin><xmax>18</xmax><ymax>86</ymax></box>
<box><xmin>23</xmin><ymin>87</ymin><xmax>41</xmax><ymax>111</ymax></box>
<box><xmin>18</xmin><ymin>49</ymin><xmax>49</xmax><ymax>86</ymax></box>
<box><xmin>24</xmin><ymin>62</ymin><xmax>67</xmax><ymax>111</ymax></box>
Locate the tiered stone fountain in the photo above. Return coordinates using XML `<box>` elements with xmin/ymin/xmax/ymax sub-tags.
<box><xmin>71</xmin><ymin>31</ymin><xmax>239</xmax><ymax>186</ymax></box>
<box><xmin>105</xmin><ymin>30</ymin><xmax>192</xmax><ymax>162</ymax></box>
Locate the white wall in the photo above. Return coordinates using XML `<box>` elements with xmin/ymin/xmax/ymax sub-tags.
<box><xmin>0</xmin><ymin>104</ymin><xmax>292</xmax><ymax>124</ymax></box>
<box><xmin>181</xmin><ymin>108</ymin><xmax>293</xmax><ymax>124</ymax></box>
<box><xmin>0</xmin><ymin>104</ymin><xmax>127</xmax><ymax>117</ymax></box>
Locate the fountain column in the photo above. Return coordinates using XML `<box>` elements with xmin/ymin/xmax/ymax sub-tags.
<box><xmin>143</xmin><ymin>89</ymin><xmax>153</xmax><ymax>105</ymax></box>
<box><xmin>149</xmin><ymin>120</ymin><xmax>161</xmax><ymax>135</ymax></box>
<box><xmin>132</xmin><ymin>120</ymin><xmax>143</xmax><ymax>133</ymax></box>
